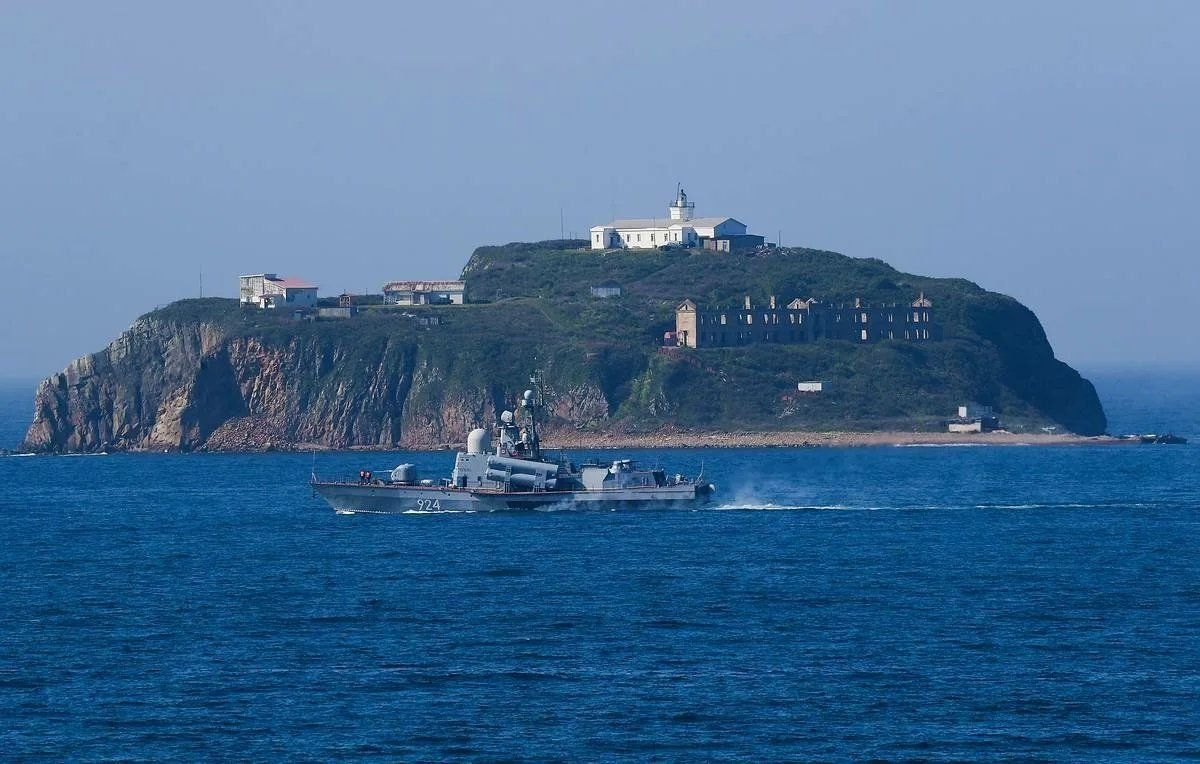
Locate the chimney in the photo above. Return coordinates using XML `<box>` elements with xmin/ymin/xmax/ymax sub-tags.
<box><xmin>744</xmin><ymin>295</ymin><xmax>752</xmax><ymax>310</ymax></box>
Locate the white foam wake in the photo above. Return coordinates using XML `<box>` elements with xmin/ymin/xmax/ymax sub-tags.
<box><xmin>710</xmin><ymin>502</ymin><xmax>856</xmax><ymax>511</ymax></box>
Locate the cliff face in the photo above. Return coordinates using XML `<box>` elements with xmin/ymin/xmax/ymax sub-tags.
<box><xmin>22</xmin><ymin>244</ymin><xmax>1108</xmax><ymax>452</ymax></box>
<box><xmin>22</xmin><ymin>314</ymin><xmax>610</xmax><ymax>453</ymax></box>
<box><xmin>24</xmin><ymin>318</ymin><xmax>225</xmax><ymax>453</ymax></box>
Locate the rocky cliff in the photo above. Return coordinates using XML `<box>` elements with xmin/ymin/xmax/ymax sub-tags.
<box><xmin>22</xmin><ymin>244</ymin><xmax>1107</xmax><ymax>452</ymax></box>
<box><xmin>22</xmin><ymin>304</ymin><xmax>610</xmax><ymax>453</ymax></box>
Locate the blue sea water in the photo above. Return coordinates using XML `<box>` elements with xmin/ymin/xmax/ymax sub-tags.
<box><xmin>1087</xmin><ymin>366</ymin><xmax>1200</xmax><ymax>442</ymax></box>
<box><xmin>0</xmin><ymin>378</ymin><xmax>37</xmax><ymax>452</ymax></box>
<box><xmin>1</xmin><ymin>372</ymin><xmax>1198</xmax><ymax>760</ymax></box>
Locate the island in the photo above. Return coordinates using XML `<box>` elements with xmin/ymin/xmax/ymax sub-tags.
<box><xmin>21</xmin><ymin>241</ymin><xmax>1107</xmax><ymax>453</ymax></box>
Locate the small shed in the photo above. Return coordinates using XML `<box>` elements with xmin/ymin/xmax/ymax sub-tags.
<box><xmin>949</xmin><ymin>402</ymin><xmax>1000</xmax><ymax>433</ymax></box>
<box><xmin>948</xmin><ymin>421</ymin><xmax>984</xmax><ymax>433</ymax></box>
<box><xmin>590</xmin><ymin>280</ymin><xmax>622</xmax><ymax>298</ymax></box>
<box><xmin>958</xmin><ymin>402</ymin><xmax>993</xmax><ymax>420</ymax></box>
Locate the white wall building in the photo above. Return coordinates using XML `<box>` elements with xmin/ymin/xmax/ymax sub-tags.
<box><xmin>590</xmin><ymin>188</ymin><xmax>749</xmax><ymax>250</ymax></box>
<box><xmin>958</xmin><ymin>403</ymin><xmax>994</xmax><ymax>420</ymax></box>
<box><xmin>382</xmin><ymin>280</ymin><xmax>465</xmax><ymax>305</ymax></box>
<box><xmin>589</xmin><ymin>280</ymin><xmax>622</xmax><ymax>298</ymax></box>
<box><xmin>239</xmin><ymin>273</ymin><xmax>318</xmax><ymax>309</ymax></box>
<box><xmin>949</xmin><ymin>402</ymin><xmax>1000</xmax><ymax>433</ymax></box>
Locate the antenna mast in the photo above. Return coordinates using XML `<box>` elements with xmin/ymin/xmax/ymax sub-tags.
<box><xmin>526</xmin><ymin>375</ymin><xmax>542</xmax><ymax>461</ymax></box>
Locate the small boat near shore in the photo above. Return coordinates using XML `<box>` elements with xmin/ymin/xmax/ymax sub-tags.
<box><xmin>1137</xmin><ymin>433</ymin><xmax>1188</xmax><ymax>445</ymax></box>
<box><xmin>311</xmin><ymin>388</ymin><xmax>715</xmax><ymax>514</ymax></box>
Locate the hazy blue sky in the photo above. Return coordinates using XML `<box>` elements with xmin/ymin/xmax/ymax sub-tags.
<box><xmin>2</xmin><ymin>1</ymin><xmax>1197</xmax><ymax>377</ymax></box>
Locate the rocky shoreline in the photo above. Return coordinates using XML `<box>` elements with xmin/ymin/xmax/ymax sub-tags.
<box><xmin>540</xmin><ymin>430</ymin><xmax>1127</xmax><ymax>450</ymax></box>
<box><xmin>13</xmin><ymin>419</ymin><xmax>1132</xmax><ymax>454</ymax></box>
<box><xmin>198</xmin><ymin>428</ymin><xmax>1125</xmax><ymax>453</ymax></box>
<box><xmin>8</xmin><ymin>432</ymin><xmax>1134</xmax><ymax>455</ymax></box>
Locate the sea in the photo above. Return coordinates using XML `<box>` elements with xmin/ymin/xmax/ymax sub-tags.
<box><xmin>1</xmin><ymin>370</ymin><xmax>1197</xmax><ymax>760</ymax></box>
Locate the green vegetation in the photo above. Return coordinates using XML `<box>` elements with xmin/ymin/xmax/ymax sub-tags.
<box><xmin>143</xmin><ymin>240</ymin><xmax>1106</xmax><ymax>435</ymax></box>
<box><xmin>456</xmin><ymin>241</ymin><xmax>1105</xmax><ymax>434</ymax></box>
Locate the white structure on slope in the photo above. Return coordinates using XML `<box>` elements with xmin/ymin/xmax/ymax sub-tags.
<box><xmin>382</xmin><ymin>280</ymin><xmax>465</xmax><ymax>305</ymax></box>
<box><xmin>238</xmin><ymin>273</ymin><xmax>318</xmax><ymax>309</ymax></box>
<box><xmin>590</xmin><ymin>188</ymin><xmax>750</xmax><ymax>250</ymax></box>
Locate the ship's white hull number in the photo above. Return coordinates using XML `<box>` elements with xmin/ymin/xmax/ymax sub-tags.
<box><xmin>416</xmin><ymin>498</ymin><xmax>441</xmax><ymax>512</ymax></box>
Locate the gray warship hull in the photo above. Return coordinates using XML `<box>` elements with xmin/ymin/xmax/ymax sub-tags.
<box><xmin>312</xmin><ymin>385</ymin><xmax>714</xmax><ymax>514</ymax></box>
<box><xmin>312</xmin><ymin>480</ymin><xmax>710</xmax><ymax>514</ymax></box>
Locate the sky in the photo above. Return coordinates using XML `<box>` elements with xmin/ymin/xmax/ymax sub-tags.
<box><xmin>2</xmin><ymin>1</ymin><xmax>1198</xmax><ymax>377</ymax></box>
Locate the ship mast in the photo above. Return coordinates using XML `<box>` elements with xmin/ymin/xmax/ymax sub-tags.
<box><xmin>521</xmin><ymin>384</ymin><xmax>541</xmax><ymax>461</ymax></box>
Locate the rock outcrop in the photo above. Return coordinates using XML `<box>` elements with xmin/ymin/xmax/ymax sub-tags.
<box><xmin>21</xmin><ymin>305</ymin><xmax>616</xmax><ymax>453</ymax></box>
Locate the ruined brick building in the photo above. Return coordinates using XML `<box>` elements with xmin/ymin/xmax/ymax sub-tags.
<box><xmin>674</xmin><ymin>294</ymin><xmax>936</xmax><ymax>348</ymax></box>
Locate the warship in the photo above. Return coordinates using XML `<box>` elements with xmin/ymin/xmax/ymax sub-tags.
<box><xmin>310</xmin><ymin>388</ymin><xmax>715</xmax><ymax>514</ymax></box>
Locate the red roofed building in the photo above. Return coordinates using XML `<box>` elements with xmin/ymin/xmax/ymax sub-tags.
<box><xmin>239</xmin><ymin>273</ymin><xmax>319</xmax><ymax>309</ymax></box>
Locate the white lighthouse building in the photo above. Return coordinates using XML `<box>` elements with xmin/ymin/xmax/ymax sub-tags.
<box><xmin>590</xmin><ymin>188</ymin><xmax>757</xmax><ymax>251</ymax></box>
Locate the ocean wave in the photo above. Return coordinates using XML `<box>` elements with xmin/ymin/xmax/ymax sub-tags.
<box><xmin>710</xmin><ymin>503</ymin><xmax>857</xmax><ymax>511</ymax></box>
<box><xmin>400</xmin><ymin>508</ymin><xmax>474</xmax><ymax>514</ymax></box>
<box><xmin>334</xmin><ymin>508</ymin><xmax>475</xmax><ymax>515</ymax></box>
<box><xmin>973</xmin><ymin>502</ymin><xmax>1156</xmax><ymax>510</ymax></box>
<box><xmin>709</xmin><ymin>501</ymin><xmax>1167</xmax><ymax>513</ymax></box>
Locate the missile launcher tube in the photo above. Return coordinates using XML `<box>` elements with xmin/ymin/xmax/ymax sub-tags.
<box><xmin>486</xmin><ymin>455</ymin><xmax>558</xmax><ymax>477</ymax></box>
<box><xmin>485</xmin><ymin>470</ymin><xmax>557</xmax><ymax>490</ymax></box>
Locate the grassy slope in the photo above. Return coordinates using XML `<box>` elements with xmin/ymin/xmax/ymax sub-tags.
<box><xmin>141</xmin><ymin>240</ymin><xmax>1105</xmax><ymax>435</ymax></box>
<box><xmin>460</xmin><ymin>242</ymin><xmax>1106</xmax><ymax>434</ymax></box>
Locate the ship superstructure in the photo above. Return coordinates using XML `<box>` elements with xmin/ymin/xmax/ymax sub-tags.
<box><xmin>311</xmin><ymin>388</ymin><xmax>714</xmax><ymax>514</ymax></box>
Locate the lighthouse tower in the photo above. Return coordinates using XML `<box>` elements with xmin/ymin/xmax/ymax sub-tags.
<box><xmin>668</xmin><ymin>186</ymin><xmax>695</xmax><ymax>221</ymax></box>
